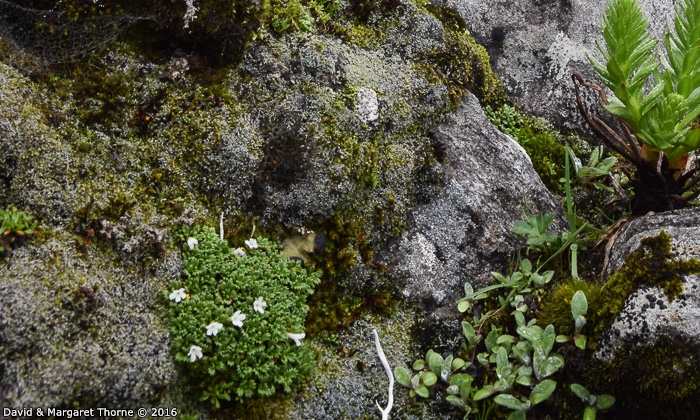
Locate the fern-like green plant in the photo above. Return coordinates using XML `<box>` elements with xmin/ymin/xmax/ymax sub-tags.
<box><xmin>574</xmin><ymin>0</ymin><xmax>700</xmax><ymax>213</ymax></box>
<box><xmin>588</xmin><ymin>0</ymin><xmax>700</xmax><ymax>161</ymax></box>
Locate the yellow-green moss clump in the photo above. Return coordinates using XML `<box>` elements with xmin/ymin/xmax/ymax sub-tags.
<box><xmin>538</xmin><ymin>277</ymin><xmax>604</xmax><ymax>340</ymax></box>
<box><xmin>422</xmin><ymin>3</ymin><xmax>507</xmax><ymax>109</ymax></box>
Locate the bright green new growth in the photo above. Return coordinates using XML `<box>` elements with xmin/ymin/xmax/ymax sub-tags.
<box><xmin>0</xmin><ymin>206</ymin><xmax>38</xmax><ymax>236</ymax></box>
<box><xmin>165</xmin><ymin>226</ymin><xmax>321</xmax><ymax>407</ymax></box>
<box><xmin>589</xmin><ymin>0</ymin><xmax>700</xmax><ymax>159</ymax></box>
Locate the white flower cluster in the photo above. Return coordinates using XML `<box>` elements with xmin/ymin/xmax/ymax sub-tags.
<box><xmin>171</xmin><ymin>290</ymin><xmax>306</xmax><ymax>362</ymax></box>
<box><xmin>174</xmin><ymin>235</ymin><xmax>307</xmax><ymax>363</ymax></box>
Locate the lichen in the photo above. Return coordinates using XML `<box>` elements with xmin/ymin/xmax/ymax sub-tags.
<box><xmin>593</xmin><ymin>230</ymin><xmax>700</xmax><ymax>341</ymax></box>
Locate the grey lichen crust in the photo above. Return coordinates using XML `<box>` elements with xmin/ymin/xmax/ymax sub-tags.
<box><xmin>0</xmin><ymin>230</ymin><xmax>179</xmax><ymax>408</ymax></box>
<box><xmin>378</xmin><ymin>93</ymin><xmax>567</xmax><ymax>321</ymax></box>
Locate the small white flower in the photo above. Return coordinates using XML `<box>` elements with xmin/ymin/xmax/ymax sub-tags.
<box><xmin>253</xmin><ymin>297</ymin><xmax>267</xmax><ymax>314</ymax></box>
<box><xmin>169</xmin><ymin>288</ymin><xmax>186</xmax><ymax>303</ymax></box>
<box><xmin>231</xmin><ymin>310</ymin><xmax>246</xmax><ymax>328</ymax></box>
<box><xmin>233</xmin><ymin>247</ymin><xmax>246</xmax><ymax>257</ymax></box>
<box><xmin>187</xmin><ymin>237</ymin><xmax>198</xmax><ymax>250</ymax></box>
<box><xmin>245</xmin><ymin>238</ymin><xmax>258</xmax><ymax>249</ymax></box>
<box><xmin>206</xmin><ymin>322</ymin><xmax>223</xmax><ymax>336</ymax></box>
<box><xmin>188</xmin><ymin>345</ymin><xmax>203</xmax><ymax>362</ymax></box>
<box><xmin>286</xmin><ymin>332</ymin><xmax>306</xmax><ymax>346</ymax></box>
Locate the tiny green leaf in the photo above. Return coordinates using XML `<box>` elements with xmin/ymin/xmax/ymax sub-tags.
<box><xmin>575</xmin><ymin>334</ymin><xmax>587</xmax><ymax>350</ymax></box>
<box><xmin>462</xmin><ymin>321</ymin><xmax>476</xmax><ymax>346</ymax></box>
<box><xmin>413</xmin><ymin>359</ymin><xmax>425</xmax><ymax>371</ymax></box>
<box><xmin>414</xmin><ymin>385</ymin><xmax>430</xmax><ymax>398</ymax></box>
<box><xmin>597</xmin><ymin>394</ymin><xmax>615</xmax><ymax>409</ymax></box>
<box><xmin>494</xmin><ymin>394</ymin><xmax>528</xmax><ymax>410</ymax></box>
<box><xmin>428</xmin><ymin>351</ymin><xmax>444</xmax><ymax>374</ymax></box>
<box><xmin>473</xmin><ymin>385</ymin><xmax>495</xmax><ymax>401</ymax></box>
<box><xmin>530</xmin><ymin>379</ymin><xmax>557</xmax><ymax>405</ymax></box>
<box><xmin>571</xmin><ymin>290</ymin><xmax>588</xmax><ymax>319</ymax></box>
<box><xmin>422</xmin><ymin>371</ymin><xmax>438</xmax><ymax>387</ymax></box>
<box><xmin>570</xmin><ymin>383</ymin><xmax>591</xmax><ymax>401</ymax></box>
<box><xmin>446</xmin><ymin>395</ymin><xmax>465</xmax><ymax>408</ymax></box>
<box><xmin>452</xmin><ymin>357</ymin><xmax>467</xmax><ymax>372</ymax></box>
<box><xmin>394</xmin><ymin>366</ymin><xmax>411</xmax><ymax>387</ymax></box>
<box><xmin>464</xmin><ymin>282</ymin><xmax>474</xmax><ymax>296</ymax></box>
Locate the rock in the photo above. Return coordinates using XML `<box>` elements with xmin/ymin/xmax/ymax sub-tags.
<box><xmin>433</xmin><ymin>0</ymin><xmax>676</xmax><ymax>132</ymax></box>
<box><xmin>593</xmin><ymin>208</ymin><xmax>700</xmax><ymax>416</ymax></box>
<box><xmin>0</xmin><ymin>231</ymin><xmax>178</xmax><ymax>408</ymax></box>
<box><xmin>378</xmin><ymin>92</ymin><xmax>567</xmax><ymax>321</ymax></box>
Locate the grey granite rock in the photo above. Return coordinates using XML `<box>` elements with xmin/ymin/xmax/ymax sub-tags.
<box><xmin>378</xmin><ymin>92</ymin><xmax>567</xmax><ymax>321</ymax></box>
<box><xmin>433</xmin><ymin>0</ymin><xmax>676</xmax><ymax>132</ymax></box>
<box><xmin>596</xmin><ymin>208</ymin><xmax>700</xmax><ymax>362</ymax></box>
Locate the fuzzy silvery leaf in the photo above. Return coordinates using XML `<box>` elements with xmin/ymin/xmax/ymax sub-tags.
<box><xmin>421</xmin><ymin>371</ymin><xmax>438</xmax><ymax>387</ymax></box>
<box><xmin>494</xmin><ymin>377</ymin><xmax>512</xmax><ymax>392</ymax></box>
<box><xmin>473</xmin><ymin>385</ymin><xmax>495</xmax><ymax>401</ymax></box>
<box><xmin>464</xmin><ymin>282</ymin><xmax>474</xmax><ymax>296</ymax></box>
<box><xmin>411</xmin><ymin>373</ymin><xmax>422</xmax><ymax>389</ymax></box>
<box><xmin>530</xmin><ymin>379</ymin><xmax>557</xmax><ymax>405</ymax></box>
<box><xmin>517</xmin><ymin>325</ymin><xmax>542</xmax><ymax>343</ymax></box>
<box><xmin>496</xmin><ymin>347</ymin><xmax>509</xmax><ymax>372</ymax></box>
<box><xmin>570</xmin><ymin>383</ymin><xmax>591</xmax><ymax>401</ymax></box>
<box><xmin>450</xmin><ymin>373</ymin><xmax>473</xmax><ymax>386</ymax></box>
<box><xmin>446</xmin><ymin>395</ymin><xmax>465</xmax><ymax>408</ymax></box>
<box><xmin>394</xmin><ymin>366</ymin><xmax>411</xmax><ymax>387</ymax></box>
<box><xmin>447</xmin><ymin>385</ymin><xmax>460</xmax><ymax>396</ymax></box>
<box><xmin>427</xmin><ymin>350</ymin><xmax>444</xmax><ymax>374</ymax></box>
<box><xmin>541</xmin><ymin>324</ymin><xmax>556</xmax><ymax>356</ymax></box>
<box><xmin>497</xmin><ymin>334</ymin><xmax>517</xmax><ymax>348</ymax></box>
<box><xmin>441</xmin><ymin>355</ymin><xmax>454</xmax><ymax>382</ymax></box>
<box><xmin>513</xmin><ymin>341</ymin><xmax>532</xmax><ymax>366</ymax></box>
<box><xmin>485</xmin><ymin>329</ymin><xmax>500</xmax><ymax>352</ymax></box>
<box><xmin>477</xmin><ymin>352</ymin><xmax>490</xmax><ymax>369</ymax></box>
<box><xmin>571</xmin><ymin>290</ymin><xmax>588</xmax><ymax>319</ymax></box>
<box><xmin>516</xmin><ymin>374</ymin><xmax>532</xmax><ymax>386</ymax></box>
<box><xmin>494</xmin><ymin>394</ymin><xmax>529</xmax><ymax>411</ymax></box>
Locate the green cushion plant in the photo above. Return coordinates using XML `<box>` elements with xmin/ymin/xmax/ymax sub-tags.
<box><xmin>165</xmin><ymin>225</ymin><xmax>321</xmax><ymax>408</ymax></box>
<box><xmin>574</xmin><ymin>0</ymin><xmax>700</xmax><ymax>213</ymax></box>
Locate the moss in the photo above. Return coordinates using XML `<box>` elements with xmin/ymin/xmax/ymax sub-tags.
<box><xmin>592</xmin><ymin>230</ymin><xmax>700</xmax><ymax>341</ymax></box>
<box><xmin>422</xmin><ymin>3</ymin><xmax>507</xmax><ymax>109</ymax></box>
<box><xmin>586</xmin><ymin>337</ymin><xmax>700</xmax><ymax>419</ymax></box>
<box><xmin>538</xmin><ymin>277</ymin><xmax>604</xmax><ymax>340</ymax></box>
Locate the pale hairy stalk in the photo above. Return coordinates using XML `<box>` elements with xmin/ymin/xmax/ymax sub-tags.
<box><xmin>373</xmin><ymin>329</ymin><xmax>394</xmax><ymax>420</ymax></box>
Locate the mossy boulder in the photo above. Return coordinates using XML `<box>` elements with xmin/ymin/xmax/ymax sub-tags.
<box><xmin>588</xmin><ymin>208</ymin><xmax>700</xmax><ymax>418</ymax></box>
